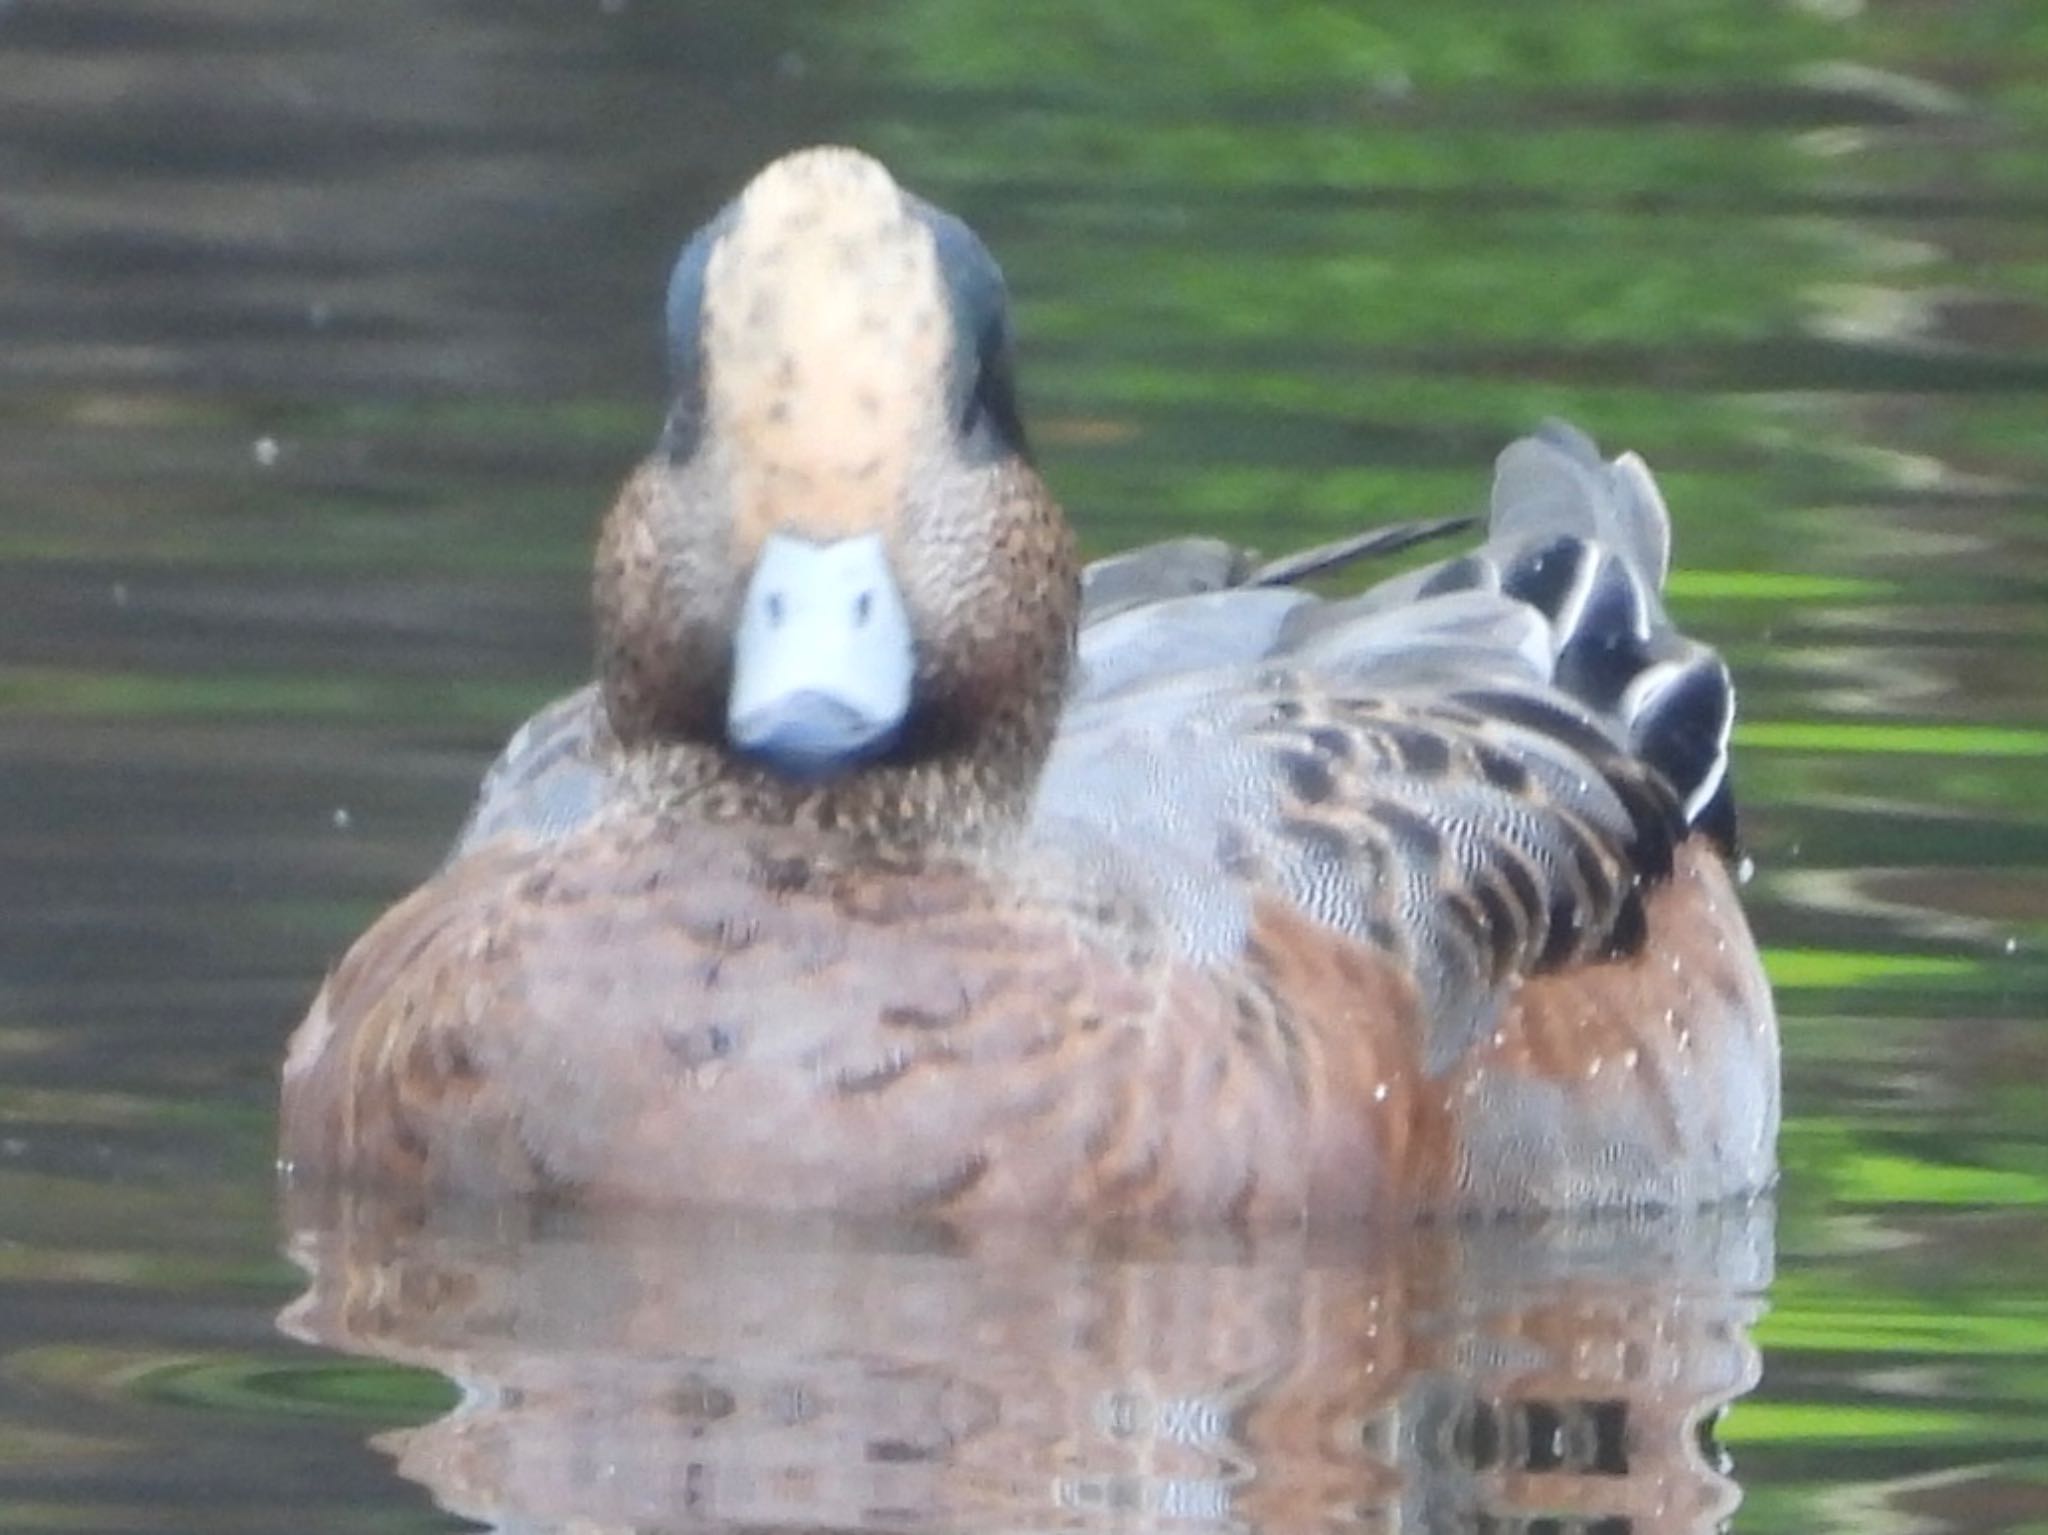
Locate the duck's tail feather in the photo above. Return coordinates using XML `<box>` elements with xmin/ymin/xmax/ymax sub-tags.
<box><xmin>1395</xmin><ymin>420</ymin><xmax>1739</xmax><ymax>849</ymax></box>
<box><xmin>1079</xmin><ymin>515</ymin><xmax>1474</xmax><ymax>625</ymax></box>
<box><xmin>1245</xmin><ymin>514</ymin><xmax>1475</xmax><ymax>589</ymax></box>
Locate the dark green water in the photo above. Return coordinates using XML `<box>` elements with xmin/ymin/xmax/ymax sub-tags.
<box><xmin>4</xmin><ymin>2</ymin><xmax>2047</xmax><ymax>1530</ymax></box>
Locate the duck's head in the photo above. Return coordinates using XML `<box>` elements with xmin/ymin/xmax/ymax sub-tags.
<box><xmin>595</xmin><ymin>147</ymin><xmax>1079</xmax><ymax>843</ymax></box>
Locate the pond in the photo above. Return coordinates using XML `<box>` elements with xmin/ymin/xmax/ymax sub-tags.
<box><xmin>3</xmin><ymin>1</ymin><xmax>2047</xmax><ymax>1530</ymax></box>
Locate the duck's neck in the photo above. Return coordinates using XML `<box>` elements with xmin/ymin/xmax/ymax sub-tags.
<box><xmin>615</xmin><ymin>725</ymin><xmax>1047</xmax><ymax>858</ymax></box>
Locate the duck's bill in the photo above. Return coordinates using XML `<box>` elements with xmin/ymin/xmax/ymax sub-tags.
<box><xmin>727</xmin><ymin>531</ymin><xmax>915</xmax><ymax>778</ymax></box>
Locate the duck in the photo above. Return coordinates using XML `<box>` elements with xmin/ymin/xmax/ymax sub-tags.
<box><xmin>279</xmin><ymin>146</ymin><xmax>1779</xmax><ymax>1223</ymax></box>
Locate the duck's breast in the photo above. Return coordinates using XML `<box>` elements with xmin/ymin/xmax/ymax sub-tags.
<box><xmin>280</xmin><ymin>814</ymin><xmax>1412</xmax><ymax>1221</ymax></box>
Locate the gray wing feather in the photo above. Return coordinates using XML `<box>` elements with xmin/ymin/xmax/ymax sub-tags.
<box><xmin>1035</xmin><ymin>423</ymin><xmax>1729</xmax><ymax>1074</ymax></box>
<box><xmin>450</xmin><ymin>684</ymin><xmax>611</xmax><ymax>860</ymax></box>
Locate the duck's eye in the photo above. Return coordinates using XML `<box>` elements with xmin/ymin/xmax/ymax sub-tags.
<box><xmin>661</xmin><ymin>207</ymin><xmax>736</xmax><ymax>463</ymax></box>
<box><xmin>765</xmin><ymin>592</ymin><xmax>786</xmax><ymax>626</ymax></box>
<box><xmin>916</xmin><ymin>197</ymin><xmax>1030</xmax><ymax>465</ymax></box>
<box><xmin>956</xmin><ymin>324</ymin><xmax>1027</xmax><ymax>465</ymax></box>
<box><xmin>853</xmin><ymin>590</ymin><xmax>873</xmax><ymax>627</ymax></box>
<box><xmin>960</xmin><ymin>375</ymin><xmax>985</xmax><ymax>438</ymax></box>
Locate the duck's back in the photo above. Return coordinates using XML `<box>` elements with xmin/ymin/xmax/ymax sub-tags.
<box><xmin>1026</xmin><ymin>422</ymin><xmax>1776</xmax><ymax>1211</ymax></box>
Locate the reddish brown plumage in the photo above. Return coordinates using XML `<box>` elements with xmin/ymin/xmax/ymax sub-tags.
<box><xmin>283</xmin><ymin>820</ymin><xmax>1771</xmax><ymax>1221</ymax></box>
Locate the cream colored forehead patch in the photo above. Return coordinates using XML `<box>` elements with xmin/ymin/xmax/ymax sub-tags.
<box><xmin>704</xmin><ymin>148</ymin><xmax>952</xmax><ymax>548</ymax></box>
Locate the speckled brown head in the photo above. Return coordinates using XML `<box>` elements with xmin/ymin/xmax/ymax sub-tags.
<box><xmin>594</xmin><ymin>147</ymin><xmax>1078</xmax><ymax>849</ymax></box>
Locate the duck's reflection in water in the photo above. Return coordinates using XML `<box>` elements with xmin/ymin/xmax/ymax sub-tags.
<box><xmin>279</xmin><ymin>1190</ymin><xmax>1770</xmax><ymax>1534</ymax></box>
